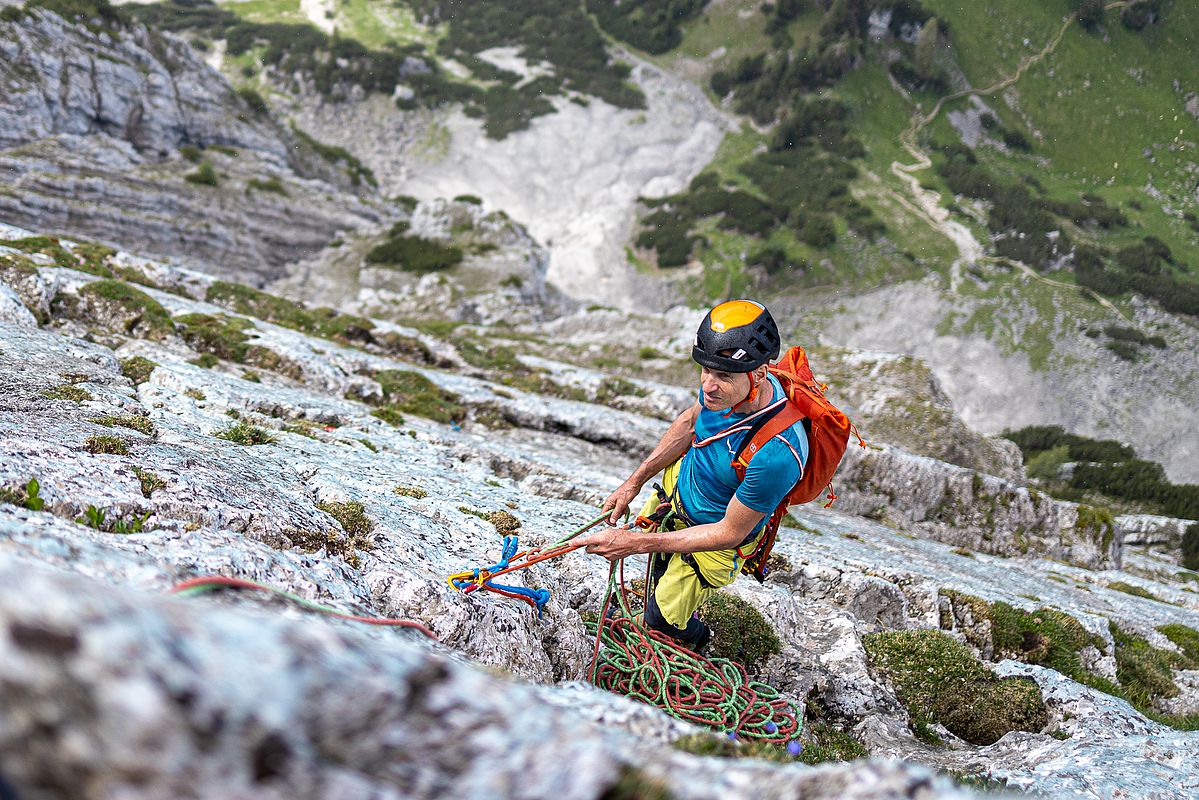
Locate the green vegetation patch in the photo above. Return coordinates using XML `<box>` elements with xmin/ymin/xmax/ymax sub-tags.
<box><xmin>314</xmin><ymin>500</ymin><xmax>375</xmax><ymax>557</ymax></box>
<box><xmin>247</xmin><ymin>176</ymin><xmax>287</xmax><ymax>195</ymax></box>
<box><xmin>0</xmin><ymin>478</ymin><xmax>46</xmax><ymax>511</ymax></box>
<box><xmin>698</xmin><ymin>591</ymin><xmax>781</xmax><ymax>672</ymax></box>
<box><xmin>365</xmin><ymin>228</ymin><xmax>464</xmax><ymax>274</ymax></box>
<box><xmin>1184</xmin><ymin>524</ymin><xmax>1199</xmax><ymax>571</ymax></box>
<box><xmin>671</xmin><ymin>731</ymin><xmax>798</xmax><ymax>763</ymax></box>
<box><xmin>1110</xmin><ymin>622</ymin><xmax>1194</xmax><ymax>715</ymax></box>
<box><xmin>41</xmin><ymin>384</ymin><xmax>92</xmax><ymax>402</ymax></box>
<box><xmin>89</xmin><ymin>415</ymin><xmax>155</xmax><ymax>436</ymax></box>
<box><xmin>119</xmin><ymin>356</ymin><xmax>158</xmax><ymax>386</ymax></box>
<box><xmin>864</xmin><ymin>629</ymin><xmax>1047</xmax><ymax>745</ymax></box>
<box><xmin>78</xmin><ymin>280</ymin><xmax>173</xmax><ymax>339</ymax></box>
<box><xmin>205</xmin><ymin>281</ymin><xmax>375</xmax><ymax>344</ymax></box>
<box><xmin>1106</xmin><ymin>581</ymin><xmax>1163</xmax><ymax>602</ymax></box>
<box><xmin>184</xmin><ymin>162</ymin><xmax>219</xmax><ymax>186</ymax></box>
<box><xmin>214</xmin><ymin>421</ymin><xmax>277</xmax><ymax>446</ymax></box>
<box><xmin>1002</xmin><ymin>425</ymin><xmax>1199</xmax><ymax>520</ymax></box>
<box><xmin>587</xmin><ymin>0</ymin><xmax>706</xmax><ymax>55</ymax></box>
<box><xmin>132</xmin><ymin>467</ymin><xmax>166</xmax><ymax>498</ymax></box>
<box><xmin>175</xmin><ymin>312</ymin><xmax>253</xmax><ymax>361</ymax></box>
<box><xmin>370</xmin><ymin>369</ymin><xmax>466</xmax><ymax>425</ymax></box>
<box><xmin>84</xmin><ymin>434</ymin><xmax>128</xmax><ymax>455</ymax></box>
<box><xmin>394</xmin><ymin>485</ymin><xmax>428</xmax><ymax>499</ymax></box>
<box><xmin>289</xmin><ymin>125</ymin><xmax>377</xmax><ymax>187</ymax></box>
<box><xmin>1157</xmin><ymin>623</ymin><xmax>1199</xmax><ymax>665</ymax></box>
<box><xmin>1</xmin><ymin>236</ymin><xmax>115</xmax><ymax>277</ymax></box>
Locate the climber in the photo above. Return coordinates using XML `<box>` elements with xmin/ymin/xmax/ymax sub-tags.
<box><xmin>577</xmin><ymin>300</ymin><xmax>809</xmax><ymax>652</ymax></box>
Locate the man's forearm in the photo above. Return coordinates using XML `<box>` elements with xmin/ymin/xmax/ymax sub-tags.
<box><xmin>626</xmin><ymin>405</ymin><xmax>698</xmax><ymax>488</ymax></box>
<box><xmin>629</xmin><ymin>522</ymin><xmax>744</xmax><ymax>555</ymax></box>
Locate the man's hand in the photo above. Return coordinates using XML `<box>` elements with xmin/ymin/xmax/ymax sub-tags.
<box><xmin>576</xmin><ymin>525</ymin><xmax>643</xmax><ymax>562</ymax></box>
<box><xmin>601</xmin><ymin>479</ymin><xmax>642</xmax><ymax>525</ymax></box>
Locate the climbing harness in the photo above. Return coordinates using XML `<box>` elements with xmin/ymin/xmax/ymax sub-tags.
<box><xmin>170</xmin><ymin>575</ymin><xmax>438</xmax><ymax>641</ymax></box>
<box><xmin>447</xmin><ymin>512</ymin><xmax>803</xmax><ymax>749</ymax></box>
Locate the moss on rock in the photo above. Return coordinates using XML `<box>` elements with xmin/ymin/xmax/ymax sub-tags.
<box><xmin>41</xmin><ymin>384</ymin><xmax>92</xmax><ymax>402</ymax></box>
<box><xmin>698</xmin><ymin>591</ymin><xmax>781</xmax><ymax>672</ymax></box>
<box><xmin>371</xmin><ymin>369</ymin><xmax>466</xmax><ymax>425</ymax></box>
<box><xmin>120</xmin><ymin>356</ymin><xmax>158</xmax><ymax>386</ymax></box>
<box><xmin>864</xmin><ymin>629</ymin><xmax>1047</xmax><ymax>745</ymax></box>
<box><xmin>78</xmin><ymin>280</ymin><xmax>173</xmax><ymax>339</ymax></box>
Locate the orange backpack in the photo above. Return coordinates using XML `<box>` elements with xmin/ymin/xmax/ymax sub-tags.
<box><xmin>702</xmin><ymin>346</ymin><xmax>861</xmax><ymax>582</ymax></box>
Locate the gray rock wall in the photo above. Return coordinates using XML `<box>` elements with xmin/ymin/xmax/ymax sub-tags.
<box><xmin>834</xmin><ymin>443</ymin><xmax>1122</xmax><ymax>570</ymax></box>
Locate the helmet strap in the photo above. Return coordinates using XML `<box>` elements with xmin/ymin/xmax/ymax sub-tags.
<box><xmin>724</xmin><ymin>371</ymin><xmax>758</xmax><ymax>417</ymax></box>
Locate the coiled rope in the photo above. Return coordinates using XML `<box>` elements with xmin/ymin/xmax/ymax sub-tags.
<box><xmin>449</xmin><ymin>514</ymin><xmax>803</xmax><ymax>748</ymax></box>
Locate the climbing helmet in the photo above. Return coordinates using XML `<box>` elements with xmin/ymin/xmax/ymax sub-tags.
<box><xmin>691</xmin><ymin>300</ymin><xmax>781</xmax><ymax>372</ymax></box>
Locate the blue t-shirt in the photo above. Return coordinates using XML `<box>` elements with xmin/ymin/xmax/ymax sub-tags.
<box><xmin>674</xmin><ymin>374</ymin><xmax>809</xmax><ymax>535</ymax></box>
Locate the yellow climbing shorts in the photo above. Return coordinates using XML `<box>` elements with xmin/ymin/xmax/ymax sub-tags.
<box><xmin>638</xmin><ymin>461</ymin><xmax>761</xmax><ymax>630</ymax></box>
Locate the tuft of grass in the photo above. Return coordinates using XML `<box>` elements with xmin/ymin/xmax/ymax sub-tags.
<box><xmin>132</xmin><ymin>467</ymin><xmax>166</xmax><ymax>498</ymax></box>
<box><xmin>394</xmin><ymin>485</ymin><xmax>427</xmax><ymax>498</ymax></box>
<box><xmin>184</xmin><ymin>388</ymin><xmax>206</xmax><ymax>401</ymax></box>
<box><xmin>41</xmin><ymin>384</ymin><xmax>92</xmax><ymax>402</ymax></box>
<box><xmin>1158</xmin><ymin>624</ymin><xmax>1199</xmax><ymax>665</ymax></box>
<box><xmin>698</xmin><ymin>591</ymin><xmax>781</xmax><ymax>672</ymax></box>
<box><xmin>1107</xmin><ymin>581</ymin><xmax>1163</xmax><ymax>602</ymax></box>
<box><xmin>798</xmin><ymin>721</ymin><xmax>868</xmax><ymax>765</ymax></box>
<box><xmin>1110</xmin><ymin>622</ymin><xmax>1192</xmax><ymax>714</ymax></box>
<box><xmin>119</xmin><ymin>356</ymin><xmax>158</xmax><ymax>386</ymax></box>
<box><xmin>599</xmin><ymin>766</ymin><xmax>672</xmax><ymax>800</ymax></box>
<box><xmin>371</xmin><ymin>407</ymin><xmax>406</xmax><ymax>427</ymax></box>
<box><xmin>247</xmin><ymin>176</ymin><xmax>288</xmax><ymax>195</ymax></box>
<box><xmin>85</xmin><ymin>434</ymin><xmax>128</xmax><ymax>455</ymax></box>
<box><xmin>863</xmin><ymin>629</ymin><xmax>1047</xmax><ymax>746</ymax></box>
<box><xmin>89</xmin><ymin>415</ymin><xmax>154</xmax><ymax>436</ymax></box>
<box><xmin>357</xmin><ymin>438</ymin><xmax>379</xmax><ymax>453</ymax></box>
<box><xmin>184</xmin><ymin>162</ymin><xmax>219</xmax><ymax>186</ymax></box>
<box><xmin>214</xmin><ymin>421</ymin><xmax>276</xmax><ymax>446</ymax></box>
<box><xmin>458</xmin><ymin>506</ymin><xmax>521</xmax><ymax>535</ymax></box>
<box><xmin>313</xmin><ymin>501</ymin><xmax>375</xmax><ymax>566</ymax></box>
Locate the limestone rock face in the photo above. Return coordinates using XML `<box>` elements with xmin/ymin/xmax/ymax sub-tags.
<box><xmin>834</xmin><ymin>443</ymin><xmax>1122</xmax><ymax>569</ymax></box>
<box><xmin>3</xmin><ymin>236</ymin><xmax>1199</xmax><ymax>798</ymax></box>
<box><xmin>1118</xmin><ymin>513</ymin><xmax>1195</xmax><ymax>550</ymax></box>
<box><xmin>0</xmin><ymin>559</ymin><xmax>978</xmax><ymax>800</ymax></box>
<box><xmin>0</xmin><ymin>9</ymin><xmax>279</xmax><ymax>155</ymax></box>
<box><xmin>0</xmin><ymin>9</ymin><xmax>380</xmax><ymax>281</ymax></box>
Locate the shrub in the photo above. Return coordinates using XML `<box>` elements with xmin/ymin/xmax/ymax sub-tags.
<box><xmin>366</xmin><ymin>234</ymin><xmax>464</xmax><ymax>273</ymax></box>
<box><xmin>864</xmin><ymin>629</ymin><xmax>1048</xmax><ymax>745</ymax></box>
<box><xmin>236</xmin><ymin>86</ymin><xmax>269</xmax><ymax>116</ymax></box>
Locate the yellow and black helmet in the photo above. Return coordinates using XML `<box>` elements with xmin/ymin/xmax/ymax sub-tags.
<box><xmin>692</xmin><ymin>300</ymin><xmax>781</xmax><ymax>372</ymax></box>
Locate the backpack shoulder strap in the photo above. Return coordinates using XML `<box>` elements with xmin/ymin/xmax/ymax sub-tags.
<box><xmin>731</xmin><ymin>401</ymin><xmax>805</xmax><ymax>480</ymax></box>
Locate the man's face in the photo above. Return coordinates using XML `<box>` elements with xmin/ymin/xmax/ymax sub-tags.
<box><xmin>699</xmin><ymin>367</ymin><xmax>751</xmax><ymax>411</ymax></box>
